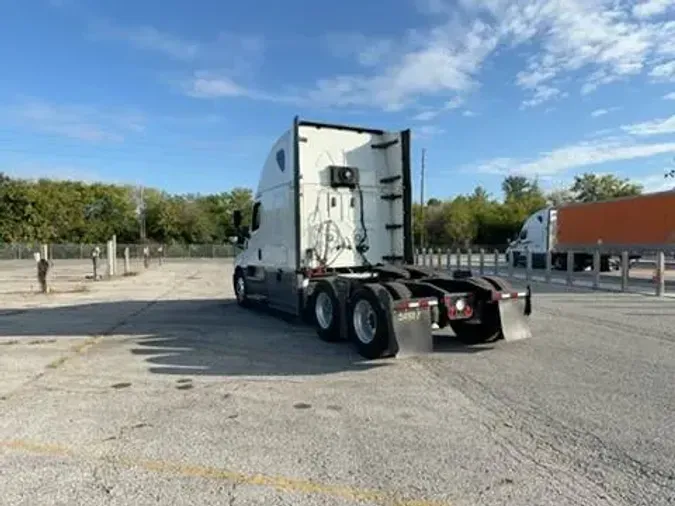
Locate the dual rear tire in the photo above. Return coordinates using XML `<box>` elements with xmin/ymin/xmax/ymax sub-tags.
<box><xmin>308</xmin><ymin>281</ymin><xmax>401</xmax><ymax>360</ymax></box>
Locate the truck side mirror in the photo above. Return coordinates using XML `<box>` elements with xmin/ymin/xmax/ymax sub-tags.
<box><xmin>233</xmin><ymin>210</ymin><xmax>242</xmax><ymax>229</ymax></box>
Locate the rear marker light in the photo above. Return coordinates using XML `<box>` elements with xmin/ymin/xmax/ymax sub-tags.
<box><xmin>491</xmin><ymin>291</ymin><xmax>527</xmax><ymax>301</ymax></box>
<box><xmin>394</xmin><ymin>298</ymin><xmax>438</xmax><ymax>311</ymax></box>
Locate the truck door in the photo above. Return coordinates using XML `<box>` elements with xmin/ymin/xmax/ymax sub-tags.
<box><xmin>243</xmin><ymin>200</ymin><xmax>267</xmax><ymax>297</ymax></box>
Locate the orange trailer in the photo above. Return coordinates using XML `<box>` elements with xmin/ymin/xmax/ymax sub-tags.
<box><xmin>507</xmin><ymin>190</ymin><xmax>675</xmax><ymax>272</ymax></box>
<box><xmin>555</xmin><ymin>190</ymin><xmax>675</xmax><ymax>251</ymax></box>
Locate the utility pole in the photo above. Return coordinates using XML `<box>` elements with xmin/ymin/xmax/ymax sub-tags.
<box><xmin>136</xmin><ymin>185</ymin><xmax>147</xmax><ymax>243</ymax></box>
<box><xmin>420</xmin><ymin>148</ymin><xmax>426</xmax><ymax>251</ymax></box>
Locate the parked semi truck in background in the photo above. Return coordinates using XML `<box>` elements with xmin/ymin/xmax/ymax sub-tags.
<box><xmin>230</xmin><ymin>117</ymin><xmax>533</xmax><ymax>360</ymax></box>
<box><xmin>506</xmin><ymin>191</ymin><xmax>675</xmax><ymax>272</ymax></box>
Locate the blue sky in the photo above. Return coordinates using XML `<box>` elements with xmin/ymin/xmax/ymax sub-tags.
<box><xmin>1</xmin><ymin>0</ymin><xmax>675</xmax><ymax>200</ymax></box>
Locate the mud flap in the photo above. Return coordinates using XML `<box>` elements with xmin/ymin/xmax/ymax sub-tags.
<box><xmin>374</xmin><ymin>286</ymin><xmax>435</xmax><ymax>358</ymax></box>
<box><xmin>388</xmin><ymin>307</ymin><xmax>435</xmax><ymax>357</ymax></box>
<box><xmin>498</xmin><ymin>297</ymin><xmax>532</xmax><ymax>342</ymax></box>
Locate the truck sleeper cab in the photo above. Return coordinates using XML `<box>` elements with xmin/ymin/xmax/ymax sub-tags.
<box><xmin>231</xmin><ymin>117</ymin><xmax>533</xmax><ymax>359</ymax></box>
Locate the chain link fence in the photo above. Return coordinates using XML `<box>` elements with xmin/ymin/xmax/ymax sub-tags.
<box><xmin>0</xmin><ymin>242</ymin><xmax>237</xmax><ymax>260</ymax></box>
<box><xmin>0</xmin><ymin>242</ymin><xmax>236</xmax><ymax>295</ymax></box>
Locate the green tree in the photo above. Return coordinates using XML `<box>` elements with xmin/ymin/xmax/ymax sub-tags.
<box><xmin>443</xmin><ymin>197</ymin><xmax>478</xmax><ymax>247</ymax></box>
<box><xmin>502</xmin><ymin>175</ymin><xmax>533</xmax><ymax>201</ymax></box>
<box><xmin>547</xmin><ymin>188</ymin><xmax>574</xmax><ymax>206</ymax></box>
<box><xmin>569</xmin><ymin>173</ymin><xmax>643</xmax><ymax>202</ymax></box>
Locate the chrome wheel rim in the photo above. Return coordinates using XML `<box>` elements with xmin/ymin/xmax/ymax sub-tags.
<box><xmin>236</xmin><ymin>276</ymin><xmax>245</xmax><ymax>301</ymax></box>
<box><xmin>353</xmin><ymin>299</ymin><xmax>377</xmax><ymax>344</ymax></box>
<box><xmin>315</xmin><ymin>291</ymin><xmax>333</xmax><ymax>330</ymax></box>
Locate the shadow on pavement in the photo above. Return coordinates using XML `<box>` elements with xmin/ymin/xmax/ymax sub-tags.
<box><xmin>0</xmin><ymin>297</ymin><xmax>494</xmax><ymax>377</ymax></box>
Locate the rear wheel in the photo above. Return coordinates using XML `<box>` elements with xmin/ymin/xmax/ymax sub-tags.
<box><xmin>308</xmin><ymin>281</ymin><xmax>342</xmax><ymax>342</ymax></box>
<box><xmin>347</xmin><ymin>286</ymin><xmax>390</xmax><ymax>359</ymax></box>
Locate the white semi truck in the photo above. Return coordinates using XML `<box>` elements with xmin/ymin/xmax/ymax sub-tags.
<box><xmin>230</xmin><ymin>117</ymin><xmax>533</xmax><ymax>359</ymax></box>
<box><xmin>505</xmin><ymin>207</ymin><xmax>616</xmax><ymax>272</ymax></box>
<box><xmin>505</xmin><ymin>190</ymin><xmax>675</xmax><ymax>272</ymax></box>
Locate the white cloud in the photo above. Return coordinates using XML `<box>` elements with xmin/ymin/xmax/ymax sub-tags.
<box><xmin>5</xmin><ymin>99</ymin><xmax>145</xmax><ymax>142</ymax></box>
<box><xmin>635</xmin><ymin>173</ymin><xmax>675</xmax><ymax>193</ymax></box>
<box><xmin>508</xmin><ymin>2</ymin><xmax>655</xmax><ymax>103</ymax></box>
<box><xmin>306</xmin><ymin>18</ymin><xmax>499</xmax><ymax>110</ymax></box>
<box><xmin>622</xmin><ymin>115</ymin><xmax>675</xmax><ymax>135</ymax></box>
<box><xmin>89</xmin><ymin>20</ymin><xmax>267</xmax><ymax>101</ymax></box>
<box><xmin>522</xmin><ymin>85</ymin><xmax>566</xmax><ymax>108</ymax></box>
<box><xmin>591</xmin><ymin>106</ymin><xmax>620</xmax><ymax>117</ymax></box>
<box><xmin>322</xmin><ymin>33</ymin><xmax>396</xmax><ymax>68</ymax></box>
<box><xmin>408</xmin><ymin>0</ymin><xmax>675</xmax><ymax>108</ymax></box>
<box><xmin>632</xmin><ymin>0</ymin><xmax>674</xmax><ymax>19</ymax></box>
<box><xmin>89</xmin><ymin>20</ymin><xmax>265</xmax><ymax>87</ymax></box>
<box><xmin>472</xmin><ymin>137</ymin><xmax>675</xmax><ymax>177</ymax></box>
<box><xmin>664</xmin><ymin>91</ymin><xmax>675</xmax><ymax>100</ymax></box>
<box><xmin>463</xmin><ymin>110</ymin><xmax>476</xmax><ymax>117</ymax></box>
<box><xmin>411</xmin><ymin>96</ymin><xmax>464</xmax><ymax>121</ymax></box>
<box><xmin>98</xmin><ymin>1</ymin><xmax>675</xmax><ymax>112</ymax></box>
<box><xmin>649</xmin><ymin>60</ymin><xmax>675</xmax><ymax>81</ymax></box>
<box><xmin>183</xmin><ymin>73</ymin><xmax>248</xmax><ymax>98</ymax></box>
<box><xmin>412</xmin><ymin>110</ymin><xmax>440</xmax><ymax>121</ymax></box>
<box><xmin>414</xmin><ymin>125</ymin><xmax>446</xmax><ymax>139</ymax></box>
<box><xmin>89</xmin><ymin>20</ymin><xmax>199</xmax><ymax>60</ymax></box>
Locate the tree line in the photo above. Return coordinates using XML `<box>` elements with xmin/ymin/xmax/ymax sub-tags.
<box><xmin>0</xmin><ymin>172</ymin><xmax>253</xmax><ymax>244</ymax></box>
<box><xmin>0</xmin><ymin>171</ymin><xmax>642</xmax><ymax>246</ymax></box>
<box><xmin>414</xmin><ymin>173</ymin><xmax>643</xmax><ymax>249</ymax></box>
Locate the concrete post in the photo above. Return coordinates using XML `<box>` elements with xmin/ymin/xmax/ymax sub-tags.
<box><xmin>655</xmin><ymin>250</ymin><xmax>665</xmax><ymax>297</ymax></box>
<box><xmin>545</xmin><ymin>250</ymin><xmax>552</xmax><ymax>283</ymax></box>
<box><xmin>40</xmin><ymin>244</ymin><xmax>48</xmax><ymax>261</ymax></box>
<box><xmin>37</xmin><ymin>258</ymin><xmax>50</xmax><ymax>293</ymax></box>
<box><xmin>621</xmin><ymin>251</ymin><xmax>629</xmax><ymax>292</ymax></box>
<box><xmin>479</xmin><ymin>248</ymin><xmax>485</xmax><ymax>275</ymax></box>
<box><xmin>493</xmin><ymin>249</ymin><xmax>499</xmax><ymax>275</ymax></box>
<box><xmin>446</xmin><ymin>249</ymin><xmax>451</xmax><ymax>269</ymax></box>
<box><xmin>436</xmin><ymin>249</ymin><xmax>442</xmax><ymax>267</ymax></box>
<box><xmin>124</xmin><ymin>247</ymin><xmax>130</xmax><ymax>275</ymax></box>
<box><xmin>455</xmin><ymin>248</ymin><xmax>461</xmax><ymax>270</ymax></box>
<box><xmin>467</xmin><ymin>248</ymin><xmax>473</xmax><ymax>271</ymax></box>
<box><xmin>422</xmin><ymin>248</ymin><xmax>428</xmax><ymax>266</ymax></box>
<box><xmin>592</xmin><ymin>250</ymin><xmax>601</xmax><ymax>290</ymax></box>
<box><xmin>111</xmin><ymin>234</ymin><xmax>117</xmax><ymax>276</ymax></box>
<box><xmin>107</xmin><ymin>240</ymin><xmax>114</xmax><ymax>278</ymax></box>
<box><xmin>525</xmin><ymin>248</ymin><xmax>532</xmax><ymax>281</ymax></box>
<box><xmin>566</xmin><ymin>251</ymin><xmax>574</xmax><ymax>286</ymax></box>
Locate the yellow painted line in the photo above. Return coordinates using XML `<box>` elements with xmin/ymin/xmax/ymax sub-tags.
<box><xmin>0</xmin><ymin>439</ymin><xmax>451</xmax><ymax>506</ymax></box>
<box><xmin>46</xmin><ymin>336</ymin><xmax>102</xmax><ymax>369</ymax></box>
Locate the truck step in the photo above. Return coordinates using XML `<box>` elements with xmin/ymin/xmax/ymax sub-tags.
<box><xmin>371</xmin><ymin>139</ymin><xmax>399</xmax><ymax>150</ymax></box>
<box><xmin>380</xmin><ymin>175</ymin><xmax>402</xmax><ymax>184</ymax></box>
<box><xmin>383</xmin><ymin>255</ymin><xmax>405</xmax><ymax>262</ymax></box>
<box><xmin>385</xmin><ymin>224</ymin><xmax>403</xmax><ymax>230</ymax></box>
<box><xmin>381</xmin><ymin>193</ymin><xmax>403</xmax><ymax>201</ymax></box>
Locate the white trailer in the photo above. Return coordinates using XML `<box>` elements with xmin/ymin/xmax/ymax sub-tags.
<box><xmin>231</xmin><ymin>117</ymin><xmax>532</xmax><ymax>359</ymax></box>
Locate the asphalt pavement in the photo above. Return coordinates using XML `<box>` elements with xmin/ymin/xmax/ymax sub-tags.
<box><xmin>0</xmin><ymin>260</ymin><xmax>674</xmax><ymax>505</ymax></box>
